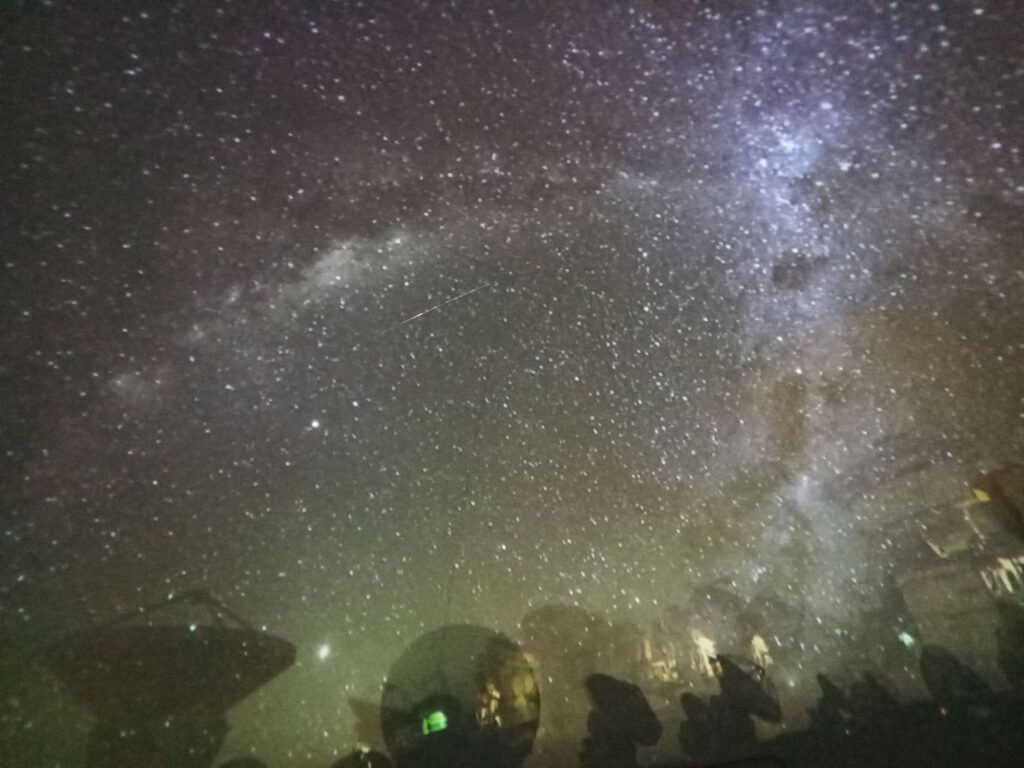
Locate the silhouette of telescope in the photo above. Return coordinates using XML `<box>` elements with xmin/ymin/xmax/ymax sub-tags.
<box><xmin>380</xmin><ymin>624</ymin><xmax>540</xmax><ymax>768</ymax></box>
<box><xmin>584</xmin><ymin>673</ymin><xmax>663</xmax><ymax>746</ymax></box>
<box><xmin>716</xmin><ymin>655</ymin><xmax>783</xmax><ymax>724</ymax></box>
<box><xmin>41</xmin><ymin>589</ymin><xmax>296</xmax><ymax>722</ymax></box>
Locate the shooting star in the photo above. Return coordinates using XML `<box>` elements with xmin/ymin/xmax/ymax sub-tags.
<box><xmin>386</xmin><ymin>282</ymin><xmax>491</xmax><ymax>332</ymax></box>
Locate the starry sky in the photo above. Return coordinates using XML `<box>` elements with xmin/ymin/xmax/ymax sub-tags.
<box><xmin>2</xmin><ymin>1</ymin><xmax>1023</xmax><ymax>765</ymax></box>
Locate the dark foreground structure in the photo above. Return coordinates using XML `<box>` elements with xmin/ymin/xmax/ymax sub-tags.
<box><xmin>41</xmin><ymin>590</ymin><xmax>296</xmax><ymax>768</ymax></box>
<box><xmin>35</xmin><ymin>581</ymin><xmax>1024</xmax><ymax>768</ymax></box>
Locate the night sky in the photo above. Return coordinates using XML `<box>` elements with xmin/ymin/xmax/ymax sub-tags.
<box><xmin>2</xmin><ymin>1</ymin><xmax>1023</xmax><ymax>765</ymax></box>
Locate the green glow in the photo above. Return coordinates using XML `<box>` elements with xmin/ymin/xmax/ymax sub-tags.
<box><xmin>422</xmin><ymin>710</ymin><xmax>448</xmax><ymax>735</ymax></box>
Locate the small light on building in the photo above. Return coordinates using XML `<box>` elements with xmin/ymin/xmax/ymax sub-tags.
<box><xmin>422</xmin><ymin>710</ymin><xmax>448</xmax><ymax>735</ymax></box>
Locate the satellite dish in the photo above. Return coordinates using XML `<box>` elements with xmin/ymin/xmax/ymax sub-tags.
<box><xmin>42</xmin><ymin>590</ymin><xmax>295</xmax><ymax>722</ymax></box>
<box><xmin>584</xmin><ymin>673</ymin><xmax>662</xmax><ymax>746</ymax></box>
<box><xmin>380</xmin><ymin>625</ymin><xmax>540</xmax><ymax>768</ymax></box>
<box><xmin>716</xmin><ymin>655</ymin><xmax>783</xmax><ymax>724</ymax></box>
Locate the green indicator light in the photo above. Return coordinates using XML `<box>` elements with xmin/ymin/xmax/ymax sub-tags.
<box><xmin>422</xmin><ymin>710</ymin><xmax>448</xmax><ymax>735</ymax></box>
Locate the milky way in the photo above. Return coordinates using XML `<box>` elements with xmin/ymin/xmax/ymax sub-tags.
<box><xmin>2</xmin><ymin>1</ymin><xmax>1023</xmax><ymax>765</ymax></box>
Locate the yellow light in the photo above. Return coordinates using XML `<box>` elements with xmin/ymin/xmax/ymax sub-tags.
<box><xmin>691</xmin><ymin>630</ymin><xmax>718</xmax><ymax>677</ymax></box>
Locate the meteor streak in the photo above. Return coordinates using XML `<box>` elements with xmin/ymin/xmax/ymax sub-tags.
<box><xmin>387</xmin><ymin>282</ymin><xmax>491</xmax><ymax>332</ymax></box>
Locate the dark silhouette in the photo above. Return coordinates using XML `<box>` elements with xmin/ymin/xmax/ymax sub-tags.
<box><xmin>580</xmin><ymin>673</ymin><xmax>662</xmax><ymax>768</ymax></box>
<box><xmin>677</xmin><ymin>655</ymin><xmax>781</xmax><ymax>763</ymax></box>
<box><xmin>678</xmin><ymin>693</ymin><xmax>716</xmax><ymax>759</ymax></box>
<box><xmin>84</xmin><ymin>721</ymin><xmax>162</xmax><ymax>768</ymax></box>
<box><xmin>847</xmin><ymin>672</ymin><xmax>901</xmax><ymax>727</ymax></box>
<box><xmin>919</xmin><ymin>643</ymin><xmax>993</xmax><ymax>713</ymax></box>
<box><xmin>995</xmin><ymin>598</ymin><xmax>1024</xmax><ymax>687</ymax></box>
<box><xmin>379</xmin><ymin>625</ymin><xmax>539</xmax><ymax>768</ymax></box>
<box><xmin>32</xmin><ymin>593</ymin><xmax>1024</xmax><ymax>768</ymax></box>
<box><xmin>42</xmin><ymin>590</ymin><xmax>293</xmax><ymax>768</ymax></box>
<box><xmin>805</xmin><ymin>673</ymin><xmax>850</xmax><ymax>739</ymax></box>
<box><xmin>716</xmin><ymin>656</ymin><xmax>782</xmax><ymax>724</ymax></box>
